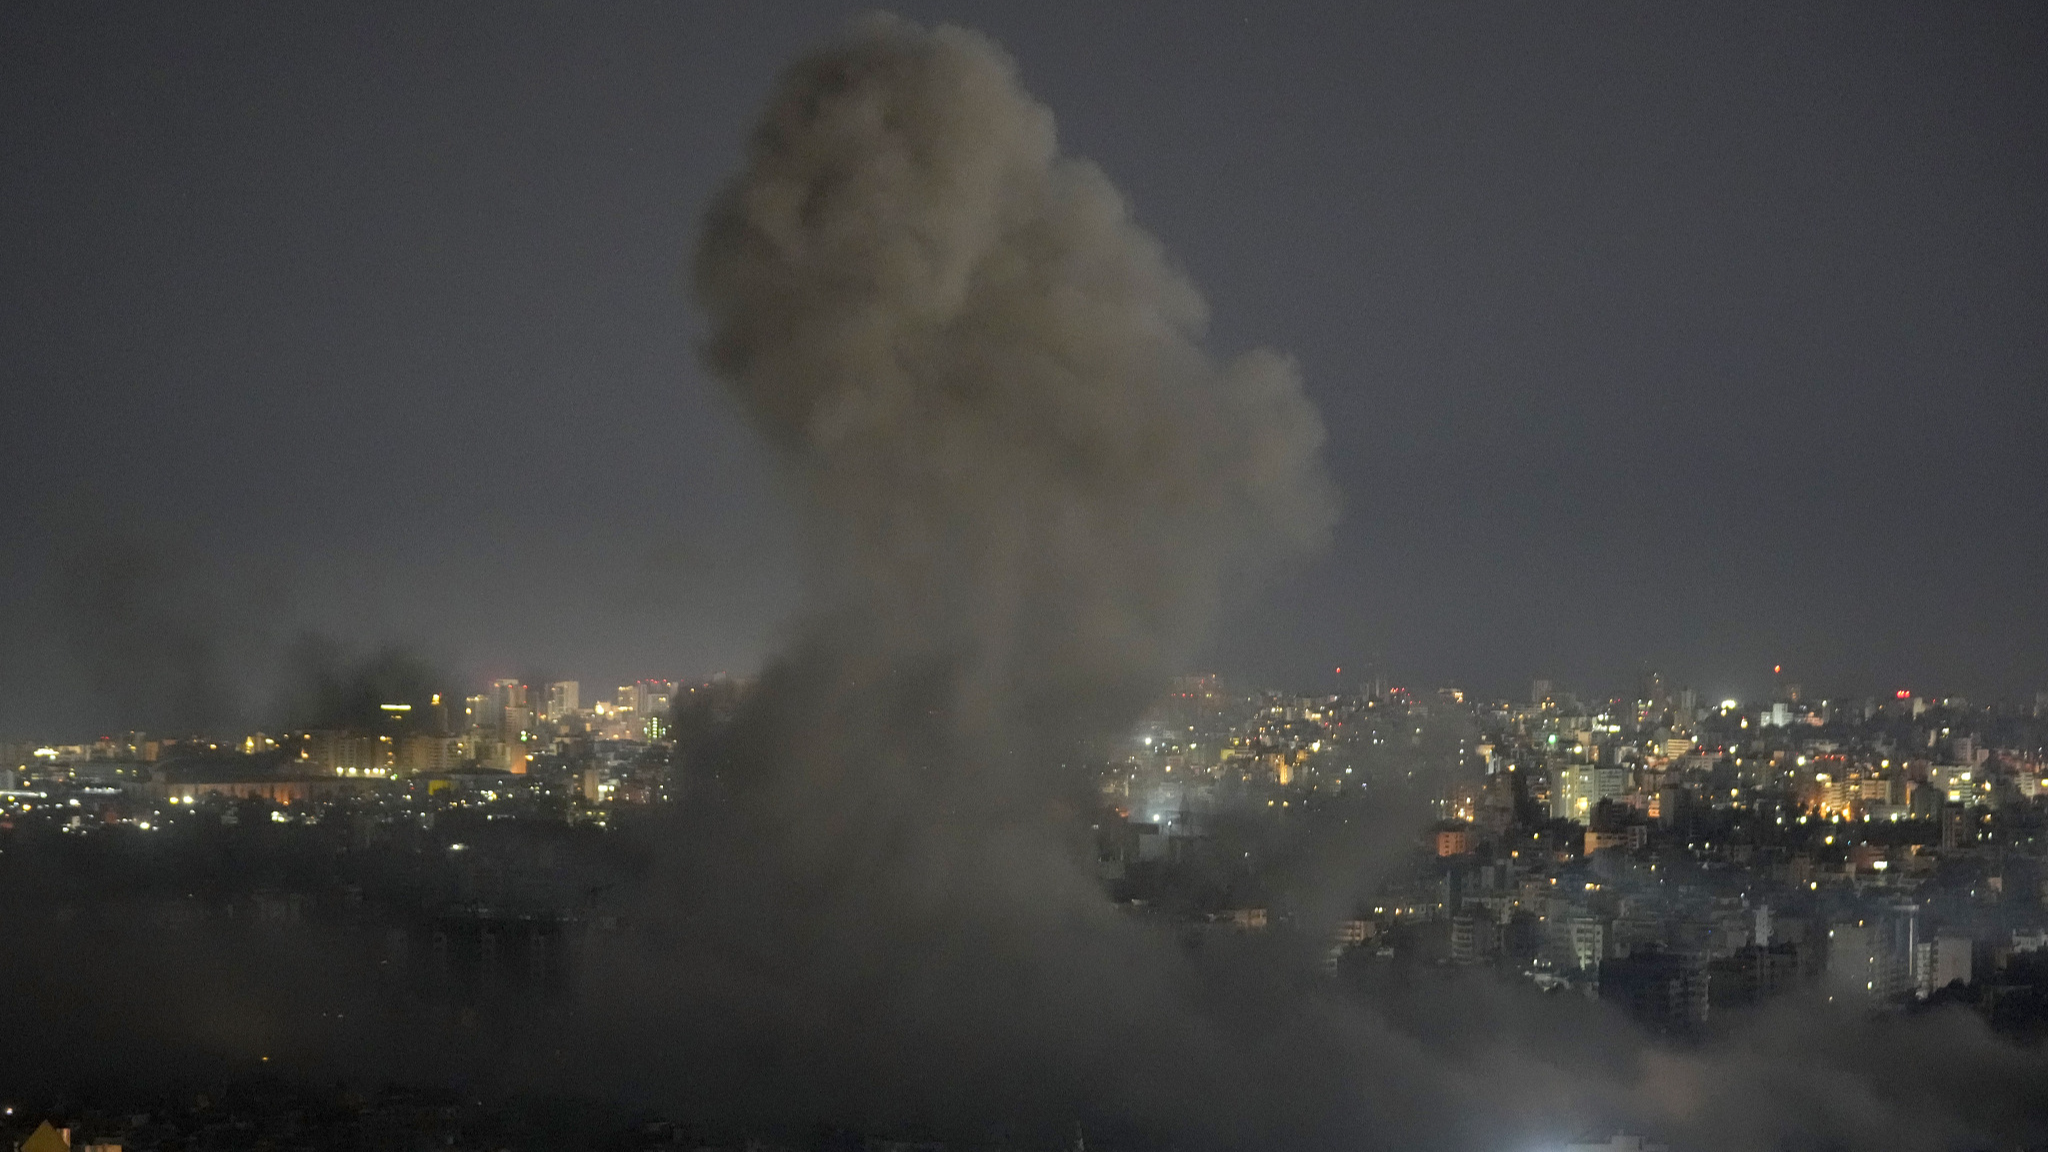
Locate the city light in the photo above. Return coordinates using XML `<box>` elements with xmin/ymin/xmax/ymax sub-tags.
<box><xmin>0</xmin><ymin>12</ymin><xmax>2035</xmax><ymax>1150</ymax></box>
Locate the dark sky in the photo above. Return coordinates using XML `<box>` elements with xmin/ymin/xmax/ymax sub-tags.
<box><xmin>3</xmin><ymin>2</ymin><xmax>2044</xmax><ymax>735</ymax></box>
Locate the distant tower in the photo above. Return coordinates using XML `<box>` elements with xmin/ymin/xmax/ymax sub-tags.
<box><xmin>1637</xmin><ymin>670</ymin><xmax>1666</xmax><ymax>708</ymax></box>
<box><xmin>1941</xmin><ymin>805</ymin><xmax>1971</xmax><ymax>851</ymax></box>
<box><xmin>464</xmin><ymin>693</ymin><xmax>493</xmax><ymax>736</ymax></box>
<box><xmin>545</xmin><ymin>681</ymin><xmax>580</xmax><ymax>723</ymax></box>
<box><xmin>639</xmin><ymin>680</ymin><xmax>676</xmax><ymax>741</ymax></box>
<box><xmin>490</xmin><ymin>679</ymin><xmax>531</xmax><ymax>739</ymax></box>
<box><xmin>490</xmin><ymin>679</ymin><xmax>527</xmax><ymax>712</ymax></box>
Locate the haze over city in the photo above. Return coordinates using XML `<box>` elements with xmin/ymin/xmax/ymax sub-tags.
<box><xmin>2</xmin><ymin>5</ymin><xmax>2046</xmax><ymax>1152</ymax></box>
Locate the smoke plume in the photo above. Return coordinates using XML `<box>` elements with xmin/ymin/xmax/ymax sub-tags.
<box><xmin>594</xmin><ymin>11</ymin><xmax>1339</xmax><ymax>1140</ymax></box>
<box><xmin>271</xmin><ymin>633</ymin><xmax>451</xmax><ymax>733</ymax></box>
<box><xmin>583</xmin><ymin>17</ymin><xmax>2048</xmax><ymax>1152</ymax></box>
<box><xmin>49</xmin><ymin>524</ymin><xmax>239</xmax><ymax>737</ymax></box>
<box><xmin>693</xmin><ymin>13</ymin><xmax>1334</xmax><ymax>792</ymax></box>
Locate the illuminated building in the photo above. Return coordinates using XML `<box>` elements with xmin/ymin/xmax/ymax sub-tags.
<box><xmin>490</xmin><ymin>679</ymin><xmax>527</xmax><ymax>712</ymax></box>
<box><xmin>476</xmin><ymin>739</ymin><xmax>530</xmax><ymax>775</ymax></box>
<box><xmin>399</xmin><ymin>734</ymin><xmax>465</xmax><ymax>774</ymax></box>
<box><xmin>637</xmin><ymin>679</ymin><xmax>675</xmax><ymax>719</ymax></box>
<box><xmin>464</xmin><ymin>693</ymin><xmax>493</xmax><ymax>735</ymax></box>
<box><xmin>545</xmin><ymin>680</ymin><xmax>580</xmax><ymax>723</ymax></box>
<box><xmin>137</xmin><ymin>757</ymin><xmax>374</xmax><ymax>804</ymax></box>
<box><xmin>302</xmin><ymin>730</ymin><xmax>394</xmax><ymax>776</ymax></box>
<box><xmin>1434</xmin><ymin>823</ymin><xmax>1470</xmax><ymax>857</ymax></box>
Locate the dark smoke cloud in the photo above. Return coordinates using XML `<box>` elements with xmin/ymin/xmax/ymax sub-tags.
<box><xmin>584</xmin><ymin>11</ymin><xmax>1343</xmax><ymax>1139</ymax></box>
<box><xmin>692</xmin><ymin>10</ymin><xmax>1333</xmax><ymax>800</ymax></box>
<box><xmin>271</xmin><ymin>633</ymin><xmax>452</xmax><ymax>732</ymax></box>
<box><xmin>43</xmin><ymin>517</ymin><xmax>251</xmax><ymax>737</ymax></box>
<box><xmin>572</xmin><ymin>18</ymin><xmax>2047</xmax><ymax>1152</ymax></box>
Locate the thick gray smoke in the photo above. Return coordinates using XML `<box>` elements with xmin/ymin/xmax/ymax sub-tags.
<box><xmin>592</xmin><ymin>18</ymin><xmax>2048</xmax><ymax>1152</ymax></box>
<box><xmin>602</xmin><ymin>15</ymin><xmax>1340</xmax><ymax>1136</ymax></box>
<box><xmin>694</xmin><ymin>13</ymin><xmax>1333</xmax><ymax>799</ymax></box>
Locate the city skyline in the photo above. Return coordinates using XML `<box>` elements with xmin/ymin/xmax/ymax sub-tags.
<box><xmin>3</xmin><ymin>5</ymin><xmax>2045</xmax><ymax>1150</ymax></box>
<box><xmin>8</xmin><ymin>655</ymin><xmax>2048</xmax><ymax>1149</ymax></box>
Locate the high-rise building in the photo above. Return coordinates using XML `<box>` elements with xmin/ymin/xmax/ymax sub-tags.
<box><xmin>1601</xmin><ymin>947</ymin><xmax>1708</xmax><ymax>1030</ymax></box>
<box><xmin>1637</xmin><ymin>670</ymin><xmax>1666</xmax><ymax>708</ymax></box>
<box><xmin>490</xmin><ymin>680</ymin><xmax>530</xmax><ymax>739</ymax></box>
<box><xmin>1551</xmin><ymin>763</ymin><xmax>1608</xmax><ymax>821</ymax></box>
<box><xmin>399</xmin><ymin>734</ymin><xmax>464</xmax><ymax>774</ymax></box>
<box><xmin>464</xmin><ymin>694</ymin><xmax>493</xmax><ymax>736</ymax></box>
<box><xmin>304</xmin><ymin>730</ymin><xmax>393</xmax><ymax>776</ymax></box>
<box><xmin>640</xmin><ymin>680</ymin><xmax>674</xmax><ymax>717</ymax></box>
<box><xmin>1566</xmin><ymin>916</ymin><xmax>1608</xmax><ymax>972</ymax></box>
<box><xmin>490</xmin><ymin>679</ymin><xmax>527</xmax><ymax>713</ymax></box>
<box><xmin>546</xmin><ymin>681</ymin><xmax>580</xmax><ymax>723</ymax></box>
<box><xmin>1449</xmin><ymin>911</ymin><xmax>1499</xmax><ymax>965</ymax></box>
<box><xmin>1826</xmin><ymin>910</ymin><xmax>1916</xmax><ymax>1004</ymax></box>
<box><xmin>1941</xmin><ymin>805</ymin><xmax>1972</xmax><ymax>850</ymax></box>
<box><xmin>1913</xmin><ymin>935</ymin><xmax>1973</xmax><ymax>998</ymax></box>
<box><xmin>1707</xmin><ymin>942</ymin><xmax>1805</xmax><ymax>1009</ymax></box>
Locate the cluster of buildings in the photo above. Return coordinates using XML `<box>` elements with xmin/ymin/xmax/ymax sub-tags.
<box><xmin>0</xmin><ymin>676</ymin><xmax>718</xmax><ymax>837</ymax></box>
<box><xmin>4</xmin><ymin>668</ymin><xmax>2046</xmax><ymax>1151</ymax></box>
<box><xmin>9</xmin><ymin>666</ymin><xmax>2048</xmax><ymax>1048</ymax></box>
<box><xmin>1102</xmin><ymin>673</ymin><xmax>2048</xmax><ymax>1036</ymax></box>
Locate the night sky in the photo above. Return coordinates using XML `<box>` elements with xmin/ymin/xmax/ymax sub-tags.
<box><xmin>4</xmin><ymin>2</ymin><xmax>2044</xmax><ymax>736</ymax></box>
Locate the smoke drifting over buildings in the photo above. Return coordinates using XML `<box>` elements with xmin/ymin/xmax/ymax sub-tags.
<box><xmin>593</xmin><ymin>14</ymin><xmax>1341</xmax><ymax>1136</ymax></box>
<box><xmin>584</xmin><ymin>18</ymin><xmax>2045</xmax><ymax>1151</ymax></box>
<box><xmin>4</xmin><ymin>16</ymin><xmax>2046</xmax><ymax>1152</ymax></box>
<box><xmin>692</xmin><ymin>13</ymin><xmax>1331</xmax><ymax>822</ymax></box>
